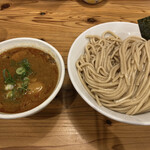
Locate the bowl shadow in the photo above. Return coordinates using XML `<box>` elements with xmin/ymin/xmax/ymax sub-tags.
<box><xmin>67</xmin><ymin>94</ymin><xmax>125</xmax><ymax>150</ymax></box>
<box><xmin>59</xmin><ymin>70</ymin><xmax>124</xmax><ymax>149</ymax></box>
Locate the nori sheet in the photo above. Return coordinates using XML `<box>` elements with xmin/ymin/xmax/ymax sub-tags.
<box><xmin>138</xmin><ymin>16</ymin><xmax>150</xmax><ymax>40</ymax></box>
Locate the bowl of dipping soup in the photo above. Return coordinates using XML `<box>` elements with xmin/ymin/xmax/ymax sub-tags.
<box><xmin>0</xmin><ymin>38</ymin><xmax>65</xmax><ymax>119</ymax></box>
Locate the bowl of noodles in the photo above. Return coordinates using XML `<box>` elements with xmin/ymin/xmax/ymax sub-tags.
<box><xmin>68</xmin><ymin>22</ymin><xmax>150</xmax><ymax>125</ymax></box>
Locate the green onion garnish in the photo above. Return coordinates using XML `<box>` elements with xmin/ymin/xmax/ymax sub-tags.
<box><xmin>3</xmin><ymin>69</ymin><xmax>15</xmax><ymax>85</ymax></box>
<box><xmin>3</xmin><ymin>58</ymin><xmax>33</xmax><ymax>100</ymax></box>
<box><xmin>16</xmin><ymin>67</ymin><xmax>26</xmax><ymax>75</ymax></box>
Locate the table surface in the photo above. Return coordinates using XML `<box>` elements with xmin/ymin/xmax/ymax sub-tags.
<box><xmin>0</xmin><ymin>0</ymin><xmax>150</xmax><ymax>150</ymax></box>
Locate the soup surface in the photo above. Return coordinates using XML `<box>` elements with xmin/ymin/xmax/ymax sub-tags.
<box><xmin>0</xmin><ymin>47</ymin><xmax>58</xmax><ymax>113</ymax></box>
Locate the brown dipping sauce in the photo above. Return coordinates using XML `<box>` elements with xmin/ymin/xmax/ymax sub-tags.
<box><xmin>0</xmin><ymin>47</ymin><xmax>58</xmax><ymax>113</ymax></box>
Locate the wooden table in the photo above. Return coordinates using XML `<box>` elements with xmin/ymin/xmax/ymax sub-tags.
<box><xmin>0</xmin><ymin>0</ymin><xmax>150</xmax><ymax>149</ymax></box>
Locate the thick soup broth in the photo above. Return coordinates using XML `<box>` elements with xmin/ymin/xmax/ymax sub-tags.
<box><xmin>0</xmin><ymin>47</ymin><xmax>58</xmax><ymax>113</ymax></box>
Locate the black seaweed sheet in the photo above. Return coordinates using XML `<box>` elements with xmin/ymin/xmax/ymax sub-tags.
<box><xmin>138</xmin><ymin>16</ymin><xmax>150</xmax><ymax>40</ymax></box>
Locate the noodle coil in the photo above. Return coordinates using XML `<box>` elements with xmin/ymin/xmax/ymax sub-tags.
<box><xmin>76</xmin><ymin>31</ymin><xmax>150</xmax><ymax>115</ymax></box>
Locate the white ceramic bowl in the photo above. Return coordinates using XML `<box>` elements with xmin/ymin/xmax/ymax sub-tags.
<box><xmin>68</xmin><ymin>22</ymin><xmax>150</xmax><ymax>125</ymax></box>
<box><xmin>0</xmin><ymin>38</ymin><xmax>65</xmax><ymax>119</ymax></box>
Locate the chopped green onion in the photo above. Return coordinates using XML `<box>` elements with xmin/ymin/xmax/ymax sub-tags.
<box><xmin>23</xmin><ymin>77</ymin><xmax>29</xmax><ymax>81</ymax></box>
<box><xmin>16</xmin><ymin>67</ymin><xmax>26</xmax><ymax>75</ymax></box>
<box><xmin>6</xmin><ymin>89</ymin><xmax>16</xmax><ymax>100</ymax></box>
<box><xmin>6</xmin><ymin>91</ymin><xmax>13</xmax><ymax>99</ymax></box>
<box><xmin>5</xmin><ymin>84</ymin><xmax>14</xmax><ymax>91</ymax></box>
<box><xmin>23</xmin><ymin>80</ymin><xmax>29</xmax><ymax>87</ymax></box>
<box><xmin>20</xmin><ymin>59</ymin><xmax>33</xmax><ymax>76</ymax></box>
<box><xmin>3</xmin><ymin>69</ymin><xmax>15</xmax><ymax>85</ymax></box>
<box><xmin>23</xmin><ymin>77</ymin><xmax>29</xmax><ymax>86</ymax></box>
<box><xmin>3</xmin><ymin>58</ymin><xmax>33</xmax><ymax>100</ymax></box>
